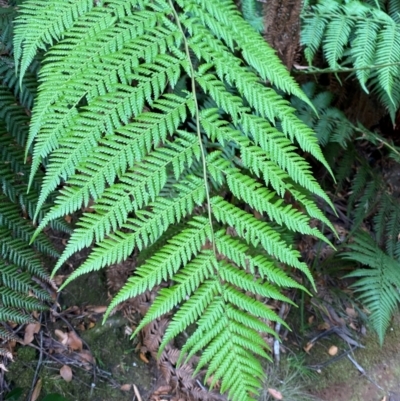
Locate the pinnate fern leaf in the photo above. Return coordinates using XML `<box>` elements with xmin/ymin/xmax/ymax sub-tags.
<box><xmin>343</xmin><ymin>233</ymin><xmax>400</xmax><ymax>344</ymax></box>
<box><xmin>301</xmin><ymin>0</ymin><xmax>400</xmax><ymax>117</ymax></box>
<box><xmin>15</xmin><ymin>1</ymin><xmax>334</xmax><ymax>399</ymax></box>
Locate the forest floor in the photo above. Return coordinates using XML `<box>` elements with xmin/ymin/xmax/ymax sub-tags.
<box><xmin>4</xmin><ymin>257</ymin><xmax>400</xmax><ymax>401</ymax></box>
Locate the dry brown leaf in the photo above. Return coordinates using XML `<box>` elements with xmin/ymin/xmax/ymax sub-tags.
<box><xmin>60</xmin><ymin>365</ymin><xmax>73</xmax><ymax>382</ymax></box>
<box><xmin>120</xmin><ymin>384</ymin><xmax>132</xmax><ymax>391</ymax></box>
<box><xmin>30</xmin><ymin>378</ymin><xmax>42</xmax><ymax>401</ymax></box>
<box><xmin>140</xmin><ymin>352</ymin><xmax>149</xmax><ymax>363</ymax></box>
<box><xmin>55</xmin><ymin>329</ymin><xmax>68</xmax><ymax>345</ymax></box>
<box><xmin>328</xmin><ymin>345</ymin><xmax>338</xmax><ymax>356</ymax></box>
<box><xmin>67</xmin><ymin>330</ymin><xmax>83</xmax><ymax>351</ymax></box>
<box><xmin>77</xmin><ymin>323</ymin><xmax>86</xmax><ymax>331</ymax></box>
<box><xmin>79</xmin><ymin>350</ymin><xmax>95</xmax><ymax>370</ymax></box>
<box><xmin>303</xmin><ymin>342</ymin><xmax>314</xmax><ymax>353</ymax></box>
<box><xmin>317</xmin><ymin>322</ymin><xmax>330</xmax><ymax>330</ymax></box>
<box><xmin>87</xmin><ymin>305</ymin><xmax>107</xmax><ymax>314</ymax></box>
<box><xmin>267</xmin><ymin>388</ymin><xmax>283</xmax><ymax>400</ymax></box>
<box><xmin>24</xmin><ymin>322</ymin><xmax>41</xmax><ymax>345</ymax></box>
<box><xmin>346</xmin><ymin>307</ymin><xmax>357</xmax><ymax>318</ymax></box>
<box><xmin>349</xmin><ymin>322</ymin><xmax>358</xmax><ymax>331</ymax></box>
<box><xmin>53</xmin><ymin>275</ymin><xmax>66</xmax><ymax>286</ymax></box>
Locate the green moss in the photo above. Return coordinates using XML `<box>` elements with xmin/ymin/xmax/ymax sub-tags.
<box><xmin>304</xmin><ymin>314</ymin><xmax>400</xmax><ymax>400</ymax></box>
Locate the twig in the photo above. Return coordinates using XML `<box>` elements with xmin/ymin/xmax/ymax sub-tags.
<box><xmin>274</xmin><ymin>303</ymin><xmax>287</xmax><ymax>364</ymax></box>
<box><xmin>307</xmin><ymin>345</ymin><xmax>358</xmax><ymax>371</ymax></box>
<box><xmin>133</xmin><ymin>384</ymin><xmax>143</xmax><ymax>401</ymax></box>
<box><xmin>27</xmin><ymin>331</ymin><xmax>43</xmax><ymax>401</ymax></box>
<box><xmin>347</xmin><ymin>352</ymin><xmax>384</xmax><ymax>391</ymax></box>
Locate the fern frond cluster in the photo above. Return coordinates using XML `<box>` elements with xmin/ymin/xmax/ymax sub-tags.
<box><xmin>343</xmin><ymin>232</ymin><xmax>400</xmax><ymax>345</ymax></box>
<box><xmin>15</xmin><ymin>1</ymin><xmax>333</xmax><ymax>399</ymax></box>
<box><xmin>0</xmin><ymin>3</ymin><xmax>58</xmax><ymax>339</ymax></box>
<box><xmin>292</xmin><ymin>80</ymin><xmax>400</xmax><ymax>342</ymax></box>
<box><xmin>301</xmin><ymin>0</ymin><xmax>400</xmax><ymax>119</ymax></box>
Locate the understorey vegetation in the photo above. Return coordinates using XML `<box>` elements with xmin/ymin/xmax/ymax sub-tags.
<box><xmin>2</xmin><ymin>0</ymin><xmax>400</xmax><ymax>400</ymax></box>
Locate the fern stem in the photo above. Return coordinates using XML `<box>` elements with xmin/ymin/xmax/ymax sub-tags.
<box><xmin>167</xmin><ymin>0</ymin><xmax>216</xmax><ymax>254</ymax></box>
<box><xmin>294</xmin><ymin>61</ymin><xmax>400</xmax><ymax>75</ymax></box>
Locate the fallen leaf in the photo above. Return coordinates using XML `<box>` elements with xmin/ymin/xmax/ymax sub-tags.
<box><xmin>303</xmin><ymin>342</ymin><xmax>314</xmax><ymax>353</ymax></box>
<box><xmin>328</xmin><ymin>345</ymin><xmax>338</xmax><ymax>356</ymax></box>
<box><xmin>55</xmin><ymin>329</ymin><xmax>68</xmax><ymax>345</ymax></box>
<box><xmin>53</xmin><ymin>275</ymin><xmax>66</xmax><ymax>286</ymax></box>
<box><xmin>67</xmin><ymin>330</ymin><xmax>83</xmax><ymax>352</ymax></box>
<box><xmin>24</xmin><ymin>322</ymin><xmax>41</xmax><ymax>345</ymax></box>
<box><xmin>87</xmin><ymin>305</ymin><xmax>107</xmax><ymax>314</ymax></box>
<box><xmin>79</xmin><ymin>350</ymin><xmax>95</xmax><ymax>369</ymax></box>
<box><xmin>30</xmin><ymin>378</ymin><xmax>42</xmax><ymax>401</ymax></box>
<box><xmin>349</xmin><ymin>322</ymin><xmax>358</xmax><ymax>331</ymax></box>
<box><xmin>120</xmin><ymin>384</ymin><xmax>132</xmax><ymax>391</ymax></box>
<box><xmin>0</xmin><ymin>363</ymin><xmax>8</xmax><ymax>372</ymax></box>
<box><xmin>60</xmin><ymin>365</ymin><xmax>73</xmax><ymax>382</ymax></box>
<box><xmin>346</xmin><ymin>307</ymin><xmax>357</xmax><ymax>318</ymax></box>
<box><xmin>267</xmin><ymin>388</ymin><xmax>283</xmax><ymax>400</ymax></box>
<box><xmin>317</xmin><ymin>322</ymin><xmax>330</xmax><ymax>330</ymax></box>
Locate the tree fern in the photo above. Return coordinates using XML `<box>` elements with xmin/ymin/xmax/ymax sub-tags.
<box><xmin>15</xmin><ymin>1</ymin><xmax>334</xmax><ymax>399</ymax></box>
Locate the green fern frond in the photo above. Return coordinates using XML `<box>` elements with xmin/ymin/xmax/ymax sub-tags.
<box><xmin>211</xmin><ymin>197</ymin><xmax>315</xmax><ymax>284</ymax></box>
<box><xmin>373</xmin><ymin>22</ymin><xmax>400</xmax><ymax>105</ymax></box>
<box><xmin>0</xmin><ymin>4</ymin><xmax>59</xmax><ymax>343</ymax></box>
<box><xmin>343</xmin><ymin>233</ymin><xmax>400</xmax><ymax>344</ymax></box>
<box><xmin>301</xmin><ymin>0</ymin><xmax>400</xmax><ymax>114</ymax></box>
<box><xmin>352</xmin><ymin>19</ymin><xmax>380</xmax><ymax>92</ymax></box>
<box><xmin>15</xmin><ymin>1</ymin><xmax>335</xmax><ymax>399</ymax></box>
<box><xmin>389</xmin><ymin>0</ymin><xmax>400</xmax><ymax>23</ymax></box>
<box><xmin>0</xmin><ymin>197</ymin><xmax>57</xmax><ymax>257</ymax></box>
<box><xmin>324</xmin><ymin>12</ymin><xmax>354</xmax><ymax>69</ymax></box>
<box><xmin>14</xmin><ymin>0</ymin><xmax>94</xmax><ymax>79</ymax></box>
<box><xmin>240</xmin><ymin>0</ymin><xmax>264</xmax><ymax>33</ymax></box>
<box><xmin>60</xmin><ymin>180</ymin><xmax>207</xmax><ymax>289</ymax></box>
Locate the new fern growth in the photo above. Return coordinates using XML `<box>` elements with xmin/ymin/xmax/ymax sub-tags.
<box><xmin>14</xmin><ymin>1</ymin><xmax>334</xmax><ymax>399</ymax></box>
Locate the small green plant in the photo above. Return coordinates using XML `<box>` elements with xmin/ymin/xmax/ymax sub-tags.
<box><xmin>343</xmin><ymin>232</ymin><xmax>400</xmax><ymax>345</ymax></box>
<box><xmin>260</xmin><ymin>356</ymin><xmax>319</xmax><ymax>401</ymax></box>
